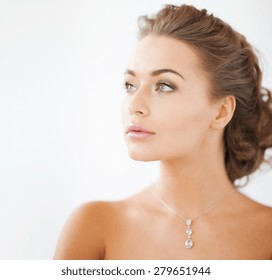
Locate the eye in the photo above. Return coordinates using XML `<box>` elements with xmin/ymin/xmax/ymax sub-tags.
<box><xmin>124</xmin><ymin>82</ymin><xmax>137</xmax><ymax>94</ymax></box>
<box><xmin>155</xmin><ymin>82</ymin><xmax>175</xmax><ymax>93</ymax></box>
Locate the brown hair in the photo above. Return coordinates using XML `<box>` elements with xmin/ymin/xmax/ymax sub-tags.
<box><xmin>138</xmin><ymin>4</ymin><xmax>272</xmax><ymax>184</ymax></box>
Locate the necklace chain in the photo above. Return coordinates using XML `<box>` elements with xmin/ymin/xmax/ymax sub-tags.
<box><xmin>156</xmin><ymin>187</ymin><xmax>235</xmax><ymax>249</ymax></box>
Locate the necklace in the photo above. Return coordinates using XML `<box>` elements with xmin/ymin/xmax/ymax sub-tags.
<box><xmin>157</xmin><ymin>187</ymin><xmax>235</xmax><ymax>249</ymax></box>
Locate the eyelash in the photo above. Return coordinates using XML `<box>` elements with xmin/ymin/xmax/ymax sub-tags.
<box><xmin>123</xmin><ymin>82</ymin><xmax>136</xmax><ymax>94</ymax></box>
<box><xmin>123</xmin><ymin>81</ymin><xmax>176</xmax><ymax>94</ymax></box>
<box><xmin>155</xmin><ymin>81</ymin><xmax>176</xmax><ymax>92</ymax></box>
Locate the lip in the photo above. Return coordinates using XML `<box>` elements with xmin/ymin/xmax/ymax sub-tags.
<box><xmin>126</xmin><ymin>124</ymin><xmax>155</xmax><ymax>139</ymax></box>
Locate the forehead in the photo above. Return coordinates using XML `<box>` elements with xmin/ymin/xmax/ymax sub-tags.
<box><xmin>127</xmin><ymin>35</ymin><xmax>203</xmax><ymax>78</ymax></box>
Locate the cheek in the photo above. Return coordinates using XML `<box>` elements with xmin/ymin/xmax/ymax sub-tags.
<box><xmin>176</xmin><ymin>107</ymin><xmax>210</xmax><ymax>132</ymax></box>
<box><xmin>159</xmin><ymin>96</ymin><xmax>210</xmax><ymax>128</ymax></box>
<box><xmin>155</xmin><ymin>99</ymin><xmax>214</xmax><ymax>152</ymax></box>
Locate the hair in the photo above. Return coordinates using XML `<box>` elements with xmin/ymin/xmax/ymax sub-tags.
<box><xmin>137</xmin><ymin>4</ymin><xmax>272</xmax><ymax>184</ymax></box>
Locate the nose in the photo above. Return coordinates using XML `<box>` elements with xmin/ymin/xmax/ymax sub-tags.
<box><xmin>127</xmin><ymin>87</ymin><xmax>150</xmax><ymax>117</ymax></box>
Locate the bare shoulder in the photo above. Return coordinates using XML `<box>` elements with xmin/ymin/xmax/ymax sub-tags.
<box><xmin>54</xmin><ymin>201</ymin><xmax>116</xmax><ymax>260</ymax></box>
<box><xmin>53</xmin><ymin>188</ymin><xmax>155</xmax><ymax>260</ymax></box>
<box><xmin>252</xmin><ymin>201</ymin><xmax>272</xmax><ymax>258</ymax></box>
<box><xmin>235</xmin><ymin>191</ymin><xmax>272</xmax><ymax>257</ymax></box>
<box><xmin>255</xmin><ymin>202</ymin><xmax>272</xmax><ymax>235</ymax></box>
<box><xmin>254</xmin><ymin>202</ymin><xmax>272</xmax><ymax>234</ymax></box>
<box><xmin>238</xmin><ymin>192</ymin><xmax>272</xmax><ymax>221</ymax></box>
<box><xmin>237</xmin><ymin>191</ymin><xmax>272</xmax><ymax>226</ymax></box>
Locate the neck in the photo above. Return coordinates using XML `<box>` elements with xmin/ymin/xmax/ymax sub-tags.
<box><xmin>155</xmin><ymin>154</ymin><xmax>234</xmax><ymax>217</ymax></box>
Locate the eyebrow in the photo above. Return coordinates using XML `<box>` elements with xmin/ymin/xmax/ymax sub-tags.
<box><xmin>124</xmin><ymin>68</ymin><xmax>185</xmax><ymax>80</ymax></box>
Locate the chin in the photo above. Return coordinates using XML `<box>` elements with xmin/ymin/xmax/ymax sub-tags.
<box><xmin>128</xmin><ymin>147</ymin><xmax>191</xmax><ymax>163</ymax></box>
<box><xmin>128</xmin><ymin>150</ymin><xmax>159</xmax><ymax>162</ymax></box>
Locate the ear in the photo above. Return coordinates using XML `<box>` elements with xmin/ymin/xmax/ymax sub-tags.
<box><xmin>210</xmin><ymin>96</ymin><xmax>236</xmax><ymax>129</ymax></box>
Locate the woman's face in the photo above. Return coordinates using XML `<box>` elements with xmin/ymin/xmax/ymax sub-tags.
<box><xmin>122</xmin><ymin>35</ymin><xmax>218</xmax><ymax>162</ymax></box>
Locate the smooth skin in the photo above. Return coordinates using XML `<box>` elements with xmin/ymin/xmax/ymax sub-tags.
<box><xmin>54</xmin><ymin>35</ymin><xmax>272</xmax><ymax>260</ymax></box>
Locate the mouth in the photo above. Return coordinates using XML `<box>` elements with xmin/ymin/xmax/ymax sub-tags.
<box><xmin>126</xmin><ymin>125</ymin><xmax>155</xmax><ymax>139</ymax></box>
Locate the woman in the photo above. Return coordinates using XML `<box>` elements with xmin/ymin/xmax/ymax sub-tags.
<box><xmin>54</xmin><ymin>4</ymin><xmax>272</xmax><ymax>259</ymax></box>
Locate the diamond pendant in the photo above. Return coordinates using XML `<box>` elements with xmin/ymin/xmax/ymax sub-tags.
<box><xmin>185</xmin><ymin>238</ymin><xmax>193</xmax><ymax>249</ymax></box>
<box><xmin>184</xmin><ymin>219</ymin><xmax>193</xmax><ymax>249</ymax></box>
